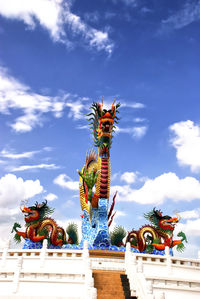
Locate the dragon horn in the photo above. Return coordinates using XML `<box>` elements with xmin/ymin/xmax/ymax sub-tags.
<box><xmin>176</xmin><ymin>213</ymin><xmax>181</xmax><ymax>222</ymax></box>
<box><xmin>20</xmin><ymin>199</ymin><xmax>27</xmax><ymax>211</ymax></box>
<box><xmin>40</xmin><ymin>200</ymin><xmax>47</xmax><ymax>208</ymax></box>
<box><xmin>153</xmin><ymin>207</ymin><xmax>162</xmax><ymax>219</ymax></box>
<box><xmin>116</xmin><ymin>103</ymin><xmax>120</xmax><ymax>109</ymax></box>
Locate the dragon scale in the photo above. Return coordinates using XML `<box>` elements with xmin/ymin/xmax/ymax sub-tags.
<box><xmin>126</xmin><ymin>208</ymin><xmax>185</xmax><ymax>252</ymax></box>
<box><xmin>14</xmin><ymin>201</ymin><xmax>66</xmax><ymax>246</ymax></box>
<box><xmin>79</xmin><ymin>101</ymin><xmax>119</xmax><ymax>211</ymax></box>
<box><xmin>96</xmin><ymin>156</ymin><xmax>111</xmax><ymax>199</ymax></box>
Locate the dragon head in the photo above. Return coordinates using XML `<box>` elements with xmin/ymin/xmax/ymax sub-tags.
<box><xmin>20</xmin><ymin>200</ymin><xmax>54</xmax><ymax>224</ymax></box>
<box><xmin>87</xmin><ymin>100</ymin><xmax>120</xmax><ymax>157</ymax></box>
<box><xmin>144</xmin><ymin>208</ymin><xmax>180</xmax><ymax>232</ymax></box>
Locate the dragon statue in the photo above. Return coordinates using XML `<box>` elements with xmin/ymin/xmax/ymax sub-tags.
<box><xmin>78</xmin><ymin>100</ymin><xmax>120</xmax><ymax>246</ymax></box>
<box><xmin>12</xmin><ymin>200</ymin><xmax>66</xmax><ymax>246</ymax></box>
<box><xmin>126</xmin><ymin>208</ymin><xmax>187</xmax><ymax>253</ymax></box>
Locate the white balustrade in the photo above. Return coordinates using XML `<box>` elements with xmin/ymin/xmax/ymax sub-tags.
<box><xmin>123</xmin><ymin>246</ymin><xmax>200</xmax><ymax>299</ymax></box>
<box><xmin>0</xmin><ymin>242</ymin><xmax>200</xmax><ymax>298</ymax></box>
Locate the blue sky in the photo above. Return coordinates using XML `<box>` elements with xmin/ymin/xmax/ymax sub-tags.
<box><xmin>0</xmin><ymin>0</ymin><xmax>200</xmax><ymax>257</ymax></box>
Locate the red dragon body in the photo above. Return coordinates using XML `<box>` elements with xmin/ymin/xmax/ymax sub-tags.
<box><xmin>126</xmin><ymin>208</ymin><xmax>187</xmax><ymax>253</ymax></box>
<box><xmin>14</xmin><ymin>200</ymin><xmax>66</xmax><ymax>246</ymax></box>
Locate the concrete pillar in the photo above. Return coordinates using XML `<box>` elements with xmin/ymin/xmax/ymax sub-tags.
<box><xmin>1</xmin><ymin>238</ymin><xmax>11</xmax><ymax>268</ymax></box>
<box><xmin>12</xmin><ymin>256</ymin><xmax>23</xmax><ymax>294</ymax></box>
<box><xmin>83</xmin><ymin>240</ymin><xmax>89</xmax><ymax>260</ymax></box>
<box><xmin>165</xmin><ymin>246</ymin><xmax>172</xmax><ymax>274</ymax></box>
<box><xmin>126</xmin><ymin>241</ymin><xmax>131</xmax><ymax>253</ymax></box>
<box><xmin>165</xmin><ymin>246</ymin><xmax>170</xmax><ymax>256</ymax></box>
<box><xmin>83</xmin><ymin>241</ymin><xmax>97</xmax><ymax>299</ymax></box>
<box><xmin>125</xmin><ymin>242</ymin><xmax>131</xmax><ymax>274</ymax></box>
<box><xmin>40</xmin><ymin>238</ymin><xmax>48</xmax><ymax>268</ymax></box>
<box><xmin>147</xmin><ymin>280</ymin><xmax>153</xmax><ymax>294</ymax></box>
<box><xmin>137</xmin><ymin>260</ymin><xmax>143</xmax><ymax>273</ymax></box>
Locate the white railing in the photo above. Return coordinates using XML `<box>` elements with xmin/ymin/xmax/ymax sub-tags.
<box><xmin>0</xmin><ymin>239</ymin><xmax>97</xmax><ymax>299</ymax></box>
<box><xmin>1</xmin><ymin>240</ymin><xmax>200</xmax><ymax>299</ymax></box>
<box><xmin>83</xmin><ymin>241</ymin><xmax>97</xmax><ymax>299</ymax></box>
<box><xmin>125</xmin><ymin>242</ymin><xmax>156</xmax><ymax>299</ymax></box>
<box><xmin>125</xmin><ymin>243</ymin><xmax>200</xmax><ymax>299</ymax></box>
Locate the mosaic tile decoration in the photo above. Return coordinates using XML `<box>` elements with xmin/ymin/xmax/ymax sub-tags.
<box><xmin>23</xmin><ymin>238</ymin><xmax>173</xmax><ymax>255</ymax></box>
<box><xmin>22</xmin><ymin>196</ymin><xmax>173</xmax><ymax>256</ymax></box>
<box><xmin>80</xmin><ymin>198</ymin><xmax>110</xmax><ymax>247</ymax></box>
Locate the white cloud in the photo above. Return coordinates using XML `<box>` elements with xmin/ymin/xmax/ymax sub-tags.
<box><xmin>11</xmin><ymin>113</ymin><xmax>42</xmax><ymax>132</ymax></box>
<box><xmin>0</xmin><ymin>223</ymin><xmax>17</xmax><ymax>249</ymax></box>
<box><xmin>179</xmin><ymin>209</ymin><xmax>200</xmax><ymax>220</ymax></box>
<box><xmin>121</xmin><ymin>102</ymin><xmax>145</xmax><ymax>109</ymax></box>
<box><xmin>11</xmin><ymin>163</ymin><xmax>59</xmax><ymax>172</ymax></box>
<box><xmin>172</xmin><ymin>220</ymin><xmax>199</xmax><ymax>258</ymax></box>
<box><xmin>115</xmin><ymin>210</ymin><xmax>126</xmax><ymax>218</ymax></box>
<box><xmin>0</xmin><ymin>0</ymin><xmax>113</xmax><ymax>53</ymax></box>
<box><xmin>120</xmin><ymin>171</ymin><xmax>137</xmax><ymax>184</ymax></box>
<box><xmin>0</xmin><ymin>173</ymin><xmax>44</xmax><ymax>249</ymax></box>
<box><xmin>76</xmin><ymin>125</ymin><xmax>89</xmax><ymax>130</ymax></box>
<box><xmin>0</xmin><ymin>146</ymin><xmax>52</xmax><ymax>160</ymax></box>
<box><xmin>0</xmin><ymin>66</ymin><xmax>67</xmax><ymax>132</ymax></box>
<box><xmin>160</xmin><ymin>1</ymin><xmax>200</xmax><ymax>32</ymax></box>
<box><xmin>84</xmin><ymin>11</ymin><xmax>100</xmax><ymax>24</ymax></box>
<box><xmin>0</xmin><ymin>66</ymin><xmax>89</xmax><ymax>132</ymax></box>
<box><xmin>116</xmin><ymin>126</ymin><xmax>147</xmax><ymax>139</ymax></box>
<box><xmin>112</xmin><ymin>0</ymin><xmax>137</xmax><ymax>7</ymax></box>
<box><xmin>175</xmin><ymin>242</ymin><xmax>199</xmax><ymax>259</ymax></box>
<box><xmin>131</xmin><ymin>126</ymin><xmax>147</xmax><ymax>138</ymax></box>
<box><xmin>0</xmin><ymin>207</ymin><xmax>19</xmax><ymax>218</ymax></box>
<box><xmin>54</xmin><ymin>174</ymin><xmax>79</xmax><ymax>191</ymax></box>
<box><xmin>111</xmin><ymin>172</ymin><xmax>120</xmax><ymax>181</ymax></box>
<box><xmin>170</xmin><ymin>120</ymin><xmax>200</xmax><ymax>172</ymax></box>
<box><xmin>44</xmin><ymin>192</ymin><xmax>58</xmax><ymax>202</ymax></box>
<box><xmin>0</xmin><ymin>173</ymin><xmax>43</xmax><ymax>207</ymax></box>
<box><xmin>176</xmin><ymin>218</ymin><xmax>200</xmax><ymax>238</ymax></box>
<box><xmin>66</xmin><ymin>99</ymin><xmax>88</xmax><ymax>120</ymax></box>
<box><xmin>133</xmin><ymin>117</ymin><xmax>146</xmax><ymax>123</ymax></box>
<box><xmin>0</xmin><ymin>0</ymin><xmax>65</xmax><ymax>41</ymax></box>
<box><xmin>0</xmin><ymin>149</ymin><xmax>39</xmax><ymax>159</ymax></box>
<box><xmin>140</xmin><ymin>7</ymin><xmax>153</xmax><ymax>14</ymax></box>
<box><xmin>111</xmin><ymin>172</ymin><xmax>200</xmax><ymax>205</ymax></box>
<box><xmin>64</xmin><ymin>5</ymin><xmax>114</xmax><ymax>54</ymax></box>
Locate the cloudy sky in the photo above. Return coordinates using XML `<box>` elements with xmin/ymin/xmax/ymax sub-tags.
<box><xmin>0</xmin><ymin>0</ymin><xmax>200</xmax><ymax>257</ymax></box>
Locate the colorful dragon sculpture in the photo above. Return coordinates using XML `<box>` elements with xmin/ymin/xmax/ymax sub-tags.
<box><xmin>126</xmin><ymin>208</ymin><xmax>187</xmax><ymax>252</ymax></box>
<box><xmin>12</xmin><ymin>200</ymin><xmax>66</xmax><ymax>246</ymax></box>
<box><xmin>10</xmin><ymin>100</ymin><xmax>187</xmax><ymax>254</ymax></box>
<box><xmin>78</xmin><ymin>100</ymin><xmax>120</xmax><ymax>225</ymax></box>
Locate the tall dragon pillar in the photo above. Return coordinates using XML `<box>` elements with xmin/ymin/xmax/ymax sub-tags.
<box><xmin>78</xmin><ymin>101</ymin><xmax>120</xmax><ymax>247</ymax></box>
